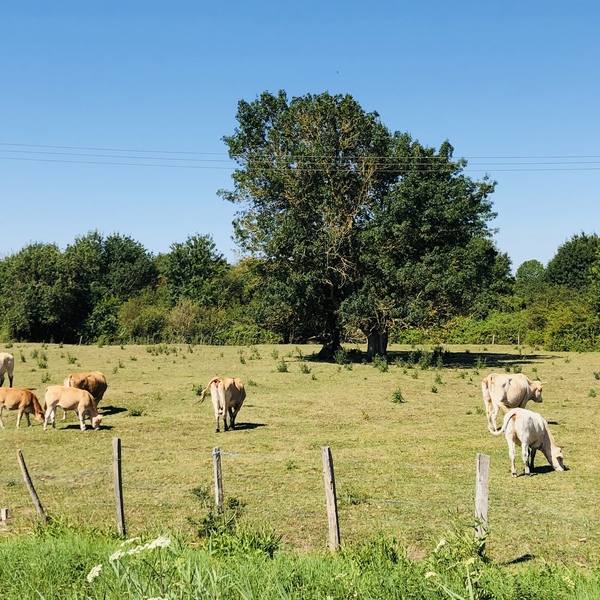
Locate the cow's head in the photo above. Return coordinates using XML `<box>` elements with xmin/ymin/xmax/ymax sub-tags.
<box><xmin>531</xmin><ymin>381</ymin><xmax>545</xmax><ymax>402</ymax></box>
<box><xmin>552</xmin><ymin>446</ymin><xmax>565</xmax><ymax>471</ymax></box>
<box><xmin>91</xmin><ymin>414</ymin><xmax>103</xmax><ymax>430</ymax></box>
<box><xmin>34</xmin><ymin>411</ymin><xmax>45</xmax><ymax>425</ymax></box>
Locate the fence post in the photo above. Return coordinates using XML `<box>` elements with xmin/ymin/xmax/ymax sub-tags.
<box><xmin>213</xmin><ymin>447</ymin><xmax>224</xmax><ymax>511</ymax></box>
<box><xmin>16</xmin><ymin>449</ymin><xmax>47</xmax><ymax>523</ymax></box>
<box><xmin>322</xmin><ymin>446</ymin><xmax>340</xmax><ymax>552</ymax></box>
<box><xmin>1</xmin><ymin>508</ymin><xmax>7</xmax><ymax>525</ymax></box>
<box><xmin>112</xmin><ymin>437</ymin><xmax>126</xmax><ymax>536</ymax></box>
<box><xmin>475</xmin><ymin>453</ymin><xmax>490</xmax><ymax>556</ymax></box>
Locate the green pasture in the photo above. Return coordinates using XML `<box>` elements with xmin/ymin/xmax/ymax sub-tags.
<box><xmin>1</xmin><ymin>342</ymin><xmax>598</xmax><ymax>566</ymax></box>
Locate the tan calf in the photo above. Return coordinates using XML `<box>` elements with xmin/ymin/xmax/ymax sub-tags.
<box><xmin>0</xmin><ymin>388</ymin><xmax>44</xmax><ymax>428</ymax></box>
<box><xmin>199</xmin><ymin>376</ymin><xmax>246</xmax><ymax>432</ymax></box>
<box><xmin>44</xmin><ymin>386</ymin><xmax>103</xmax><ymax>431</ymax></box>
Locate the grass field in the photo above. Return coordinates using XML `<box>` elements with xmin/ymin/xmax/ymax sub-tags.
<box><xmin>1</xmin><ymin>341</ymin><xmax>598</xmax><ymax>567</ymax></box>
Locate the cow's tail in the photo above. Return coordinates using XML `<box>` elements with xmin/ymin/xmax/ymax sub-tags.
<box><xmin>492</xmin><ymin>408</ymin><xmax>518</xmax><ymax>436</ymax></box>
<box><xmin>198</xmin><ymin>378</ymin><xmax>219</xmax><ymax>403</ymax></box>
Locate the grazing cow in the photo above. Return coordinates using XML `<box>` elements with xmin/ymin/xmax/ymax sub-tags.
<box><xmin>0</xmin><ymin>352</ymin><xmax>14</xmax><ymax>387</ymax></box>
<box><xmin>481</xmin><ymin>373</ymin><xmax>544</xmax><ymax>433</ymax></box>
<box><xmin>63</xmin><ymin>371</ymin><xmax>107</xmax><ymax>405</ymax></box>
<box><xmin>44</xmin><ymin>386</ymin><xmax>103</xmax><ymax>431</ymax></box>
<box><xmin>199</xmin><ymin>376</ymin><xmax>246</xmax><ymax>432</ymax></box>
<box><xmin>493</xmin><ymin>407</ymin><xmax>565</xmax><ymax>476</ymax></box>
<box><xmin>0</xmin><ymin>388</ymin><xmax>44</xmax><ymax>428</ymax></box>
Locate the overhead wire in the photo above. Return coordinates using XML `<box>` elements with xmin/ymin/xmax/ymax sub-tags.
<box><xmin>1</xmin><ymin>142</ymin><xmax>600</xmax><ymax>172</ymax></box>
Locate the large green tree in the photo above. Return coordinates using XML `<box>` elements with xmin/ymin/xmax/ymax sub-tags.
<box><xmin>546</xmin><ymin>232</ymin><xmax>600</xmax><ymax>290</ymax></box>
<box><xmin>221</xmin><ymin>91</ymin><xmax>503</xmax><ymax>358</ymax></box>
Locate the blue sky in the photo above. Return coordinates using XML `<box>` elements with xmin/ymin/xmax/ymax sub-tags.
<box><xmin>2</xmin><ymin>1</ymin><xmax>598</xmax><ymax>271</ymax></box>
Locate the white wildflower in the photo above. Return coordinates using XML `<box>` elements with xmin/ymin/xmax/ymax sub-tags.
<box><xmin>109</xmin><ymin>549</ymin><xmax>126</xmax><ymax>561</ymax></box>
<box><xmin>86</xmin><ymin>564</ymin><xmax>102</xmax><ymax>583</ymax></box>
<box><xmin>122</xmin><ymin>536</ymin><xmax>141</xmax><ymax>545</ymax></box>
<box><xmin>434</xmin><ymin>539</ymin><xmax>446</xmax><ymax>552</ymax></box>
<box><xmin>147</xmin><ymin>535</ymin><xmax>171</xmax><ymax>550</ymax></box>
<box><xmin>424</xmin><ymin>571</ymin><xmax>437</xmax><ymax>579</ymax></box>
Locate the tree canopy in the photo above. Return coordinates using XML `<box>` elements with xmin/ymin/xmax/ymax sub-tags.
<box><xmin>221</xmin><ymin>90</ymin><xmax>505</xmax><ymax>358</ymax></box>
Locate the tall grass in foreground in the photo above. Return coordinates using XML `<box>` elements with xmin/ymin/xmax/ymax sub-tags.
<box><xmin>0</xmin><ymin>521</ymin><xmax>599</xmax><ymax>599</ymax></box>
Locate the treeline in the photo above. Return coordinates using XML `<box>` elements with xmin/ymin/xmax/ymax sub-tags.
<box><xmin>1</xmin><ymin>230</ymin><xmax>599</xmax><ymax>352</ymax></box>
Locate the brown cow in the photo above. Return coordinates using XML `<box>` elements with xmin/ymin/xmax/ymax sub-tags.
<box><xmin>0</xmin><ymin>388</ymin><xmax>44</xmax><ymax>428</ymax></box>
<box><xmin>44</xmin><ymin>386</ymin><xmax>103</xmax><ymax>431</ymax></box>
<box><xmin>199</xmin><ymin>376</ymin><xmax>246</xmax><ymax>432</ymax></box>
<box><xmin>0</xmin><ymin>352</ymin><xmax>14</xmax><ymax>387</ymax></box>
<box><xmin>63</xmin><ymin>371</ymin><xmax>107</xmax><ymax>405</ymax></box>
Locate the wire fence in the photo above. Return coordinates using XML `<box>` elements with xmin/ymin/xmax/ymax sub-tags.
<box><xmin>2</xmin><ymin>441</ymin><xmax>597</xmax><ymax>556</ymax></box>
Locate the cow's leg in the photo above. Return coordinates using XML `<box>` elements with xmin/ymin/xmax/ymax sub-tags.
<box><xmin>0</xmin><ymin>374</ymin><xmax>4</xmax><ymax>387</ymax></box>
<box><xmin>528</xmin><ymin>448</ymin><xmax>537</xmax><ymax>473</ymax></box>
<box><xmin>489</xmin><ymin>403</ymin><xmax>500</xmax><ymax>433</ymax></box>
<box><xmin>228</xmin><ymin>406</ymin><xmax>237</xmax><ymax>429</ymax></box>
<box><xmin>0</xmin><ymin>407</ymin><xmax>4</xmax><ymax>429</ymax></box>
<box><xmin>78</xmin><ymin>405</ymin><xmax>87</xmax><ymax>431</ymax></box>
<box><xmin>16</xmin><ymin>410</ymin><xmax>23</xmax><ymax>428</ymax></box>
<box><xmin>25</xmin><ymin>411</ymin><xmax>32</xmax><ymax>427</ymax></box>
<box><xmin>507</xmin><ymin>439</ymin><xmax>517</xmax><ymax>477</ymax></box>
<box><xmin>8</xmin><ymin>374</ymin><xmax>13</xmax><ymax>387</ymax></box>
<box><xmin>44</xmin><ymin>406</ymin><xmax>55</xmax><ymax>430</ymax></box>
<box><xmin>522</xmin><ymin>445</ymin><xmax>532</xmax><ymax>476</ymax></box>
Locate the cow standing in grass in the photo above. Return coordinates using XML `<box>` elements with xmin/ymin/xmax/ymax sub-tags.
<box><xmin>493</xmin><ymin>407</ymin><xmax>565</xmax><ymax>476</ymax></box>
<box><xmin>481</xmin><ymin>373</ymin><xmax>544</xmax><ymax>433</ymax></box>
<box><xmin>199</xmin><ymin>376</ymin><xmax>246</xmax><ymax>432</ymax></box>
<box><xmin>0</xmin><ymin>388</ymin><xmax>44</xmax><ymax>428</ymax></box>
<box><xmin>63</xmin><ymin>371</ymin><xmax>107</xmax><ymax>406</ymax></box>
<box><xmin>44</xmin><ymin>386</ymin><xmax>103</xmax><ymax>431</ymax></box>
<box><xmin>0</xmin><ymin>353</ymin><xmax>14</xmax><ymax>387</ymax></box>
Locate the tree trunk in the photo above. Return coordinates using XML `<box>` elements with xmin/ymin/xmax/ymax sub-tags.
<box><xmin>317</xmin><ymin>326</ymin><xmax>341</xmax><ymax>360</ymax></box>
<box><xmin>366</xmin><ymin>330</ymin><xmax>388</xmax><ymax>361</ymax></box>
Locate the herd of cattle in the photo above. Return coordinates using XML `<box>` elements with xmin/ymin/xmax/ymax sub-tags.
<box><xmin>0</xmin><ymin>352</ymin><xmax>245</xmax><ymax>435</ymax></box>
<box><xmin>0</xmin><ymin>349</ymin><xmax>566</xmax><ymax>477</ymax></box>
<box><xmin>0</xmin><ymin>352</ymin><xmax>106</xmax><ymax>430</ymax></box>
<box><xmin>482</xmin><ymin>372</ymin><xmax>566</xmax><ymax>477</ymax></box>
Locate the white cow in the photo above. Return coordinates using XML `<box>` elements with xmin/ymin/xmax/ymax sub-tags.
<box><xmin>493</xmin><ymin>407</ymin><xmax>565</xmax><ymax>477</ymax></box>
<box><xmin>0</xmin><ymin>352</ymin><xmax>14</xmax><ymax>387</ymax></box>
<box><xmin>199</xmin><ymin>376</ymin><xmax>246</xmax><ymax>433</ymax></box>
<box><xmin>44</xmin><ymin>386</ymin><xmax>103</xmax><ymax>431</ymax></box>
<box><xmin>481</xmin><ymin>373</ymin><xmax>544</xmax><ymax>433</ymax></box>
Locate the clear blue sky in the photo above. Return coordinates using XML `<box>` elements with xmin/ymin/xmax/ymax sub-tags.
<box><xmin>2</xmin><ymin>1</ymin><xmax>598</xmax><ymax>271</ymax></box>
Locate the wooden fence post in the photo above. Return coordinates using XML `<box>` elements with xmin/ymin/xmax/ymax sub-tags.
<box><xmin>16</xmin><ymin>449</ymin><xmax>47</xmax><ymax>523</ymax></box>
<box><xmin>322</xmin><ymin>446</ymin><xmax>340</xmax><ymax>552</ymax></box>
<box><xmin>1</xmin><ymin>508</ymin><xmax>7</xmax><ymax>525</ymax></box>
<box><xmin>112</xmin><ymin>437</ymin><xmax>126</xmax><ymax>536</ymax></box>
<box><xmin>475</xmin><ymin>453</ymin><xmax>490</xmax><ymax>556</ymax></box>
<box><xmin>213</xmin><ymin>447</ymin><xmax>224</xmax><ymax>511</ymax></box>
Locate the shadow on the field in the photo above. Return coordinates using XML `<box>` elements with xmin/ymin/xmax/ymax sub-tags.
<box><xmin>306</xmin><ymin>347</ymin><xmax>554</xmax><ymax>370</ymax></box>
<box><xmin>100</xmin><ymin>405</ymin><xmax>127</xmax><ymax>416</ymax></box>
<box><xmin>230</xmin><ymin>422</ymin><xmax>266</xmax><ymax>431</ymax></box>
<box><xmin>504</xmin><ymin>553</ymin><xmax>535</xmax><ymax>565</ymax></box>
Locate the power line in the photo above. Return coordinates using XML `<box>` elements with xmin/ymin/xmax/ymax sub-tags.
<box><xmin>1</xmin><ymin>142</ymin><xmax>600</xmax><ymax>172</ymax></box>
